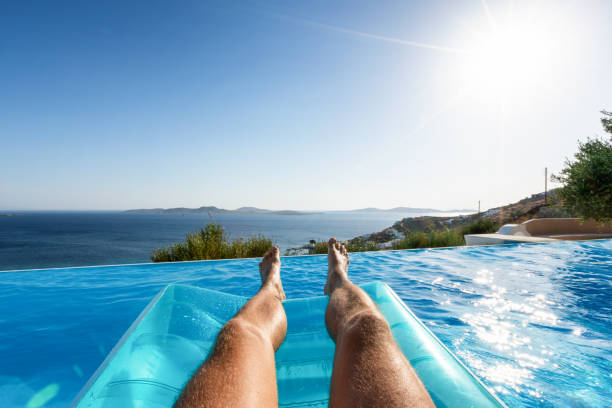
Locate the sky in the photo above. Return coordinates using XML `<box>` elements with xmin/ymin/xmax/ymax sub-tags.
<box><xmin>1</xmin><ymin>0</ymin><xmax>611</xmax><ymax>211</ymax></box>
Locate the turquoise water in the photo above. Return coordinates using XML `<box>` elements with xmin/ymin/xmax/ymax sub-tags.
<box><xmin>74</xmin><ymin>283</ymin><xmax>504</xmax><ymax>407</ymax></box>
<box><xmin>1</xmin><ymin>239</ymin><xmax>610</xmax><ymax>407</ymax></box>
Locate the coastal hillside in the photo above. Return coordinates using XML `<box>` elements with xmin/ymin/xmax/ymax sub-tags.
<box><xmin>332</xmin><ymin>207</ymin><xmax>475</xmax><ymax>214</ymax></box>
<box><xmin>348</xmin><ymin>189</ymin><xmax>571</xmax><ymax>247</ymax></box>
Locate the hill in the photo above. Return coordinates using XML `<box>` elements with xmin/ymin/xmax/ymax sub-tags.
<box><xmin>349</xmin><ymin>189</ymin><xmax>572</xmax><ymax>246</ymax></box>
<box><xmin>329</xmin><ymin>207</ymin><xmax>475</xmax><ymax>213</ymax></box>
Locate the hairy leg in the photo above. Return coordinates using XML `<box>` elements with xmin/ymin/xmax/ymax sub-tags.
<box><xmin>174</xmin><ymin>246</ymin><xmax>287</xmax><ymax>408</ymax></box>
<box><xmin>325</xmin><ymin>238</ymin><xmax>434</xmax><ymax>408</ymax></box>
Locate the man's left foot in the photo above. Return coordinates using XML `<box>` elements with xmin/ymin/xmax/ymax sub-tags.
<box><xmin>259</xmin><ymin>246</ymin><xmax>286</xmax><ymax>300</ymax></box>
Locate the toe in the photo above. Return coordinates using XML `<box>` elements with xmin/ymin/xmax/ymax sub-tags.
<box><xmin>265</xmin><ymin>247</ymin><xmax>275</xmax><ymax>258</ymax></box>
<box><xmin>328</xmin><ymin>238</ymin><xmax>337</xmax><ymax>248</ymax></box>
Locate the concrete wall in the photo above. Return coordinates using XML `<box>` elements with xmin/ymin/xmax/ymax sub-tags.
<box><xmin>517</xmin><ymin>218</ymin><xmax>612</xmax><ymax>237</ymax></box>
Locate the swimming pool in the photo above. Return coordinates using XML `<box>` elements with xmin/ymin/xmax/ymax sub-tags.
<box><xmin>1</xmin><ymin>239</ymin><xmax>610</xmax><ymax>407</ymax></box>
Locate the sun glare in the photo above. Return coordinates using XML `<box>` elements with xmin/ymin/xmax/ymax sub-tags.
<box><xmin>456</xmin><ymin>3</ymin><xmax>578</xmax><ymax>102</ymax></box>
<box><xmin>464</xmin><ymin>25</ymin><xmax>551</xmax><ymax>94</ymax></box>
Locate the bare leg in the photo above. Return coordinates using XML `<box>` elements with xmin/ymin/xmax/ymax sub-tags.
<box><xmin>325</xmin><ymin>238</ymin><xmax>434</xmax><ymax>408</ymax></box>
<box><xmin>174</xmin><ymin>246</ymin><xmax>287</xmax><ymax>408</ymax></box>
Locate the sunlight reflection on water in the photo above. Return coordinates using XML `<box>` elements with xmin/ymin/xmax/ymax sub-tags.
<box><xmin>455</xmin><ymin>260</ymin><xmax>570</xmax><ymax>400</ymax></box>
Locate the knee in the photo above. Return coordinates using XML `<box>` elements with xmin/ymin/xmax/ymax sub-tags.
<box><xmin>341</xmin><ymin>310</ymin><xmax>390</xmax><ymax>347</ymax></box>
<box><xmin>216</xmin><ymin>318</ymin><xmax>269</xmax><ymax>350</ymax></box>
<box><xmin>346</xmin><ymin>310</ymin><xmax>389</xmax><ymax>332</ymax></box>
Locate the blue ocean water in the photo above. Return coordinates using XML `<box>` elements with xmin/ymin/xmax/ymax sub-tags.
<box><xmin>0</xmin><ymin>239</ymin><xmax>610</xmax><ymax>407</ymax></box>
<box><xmin>0</xmin><ymin>211</ymin><xmax>463</xmax><ymax>271</ymax></box>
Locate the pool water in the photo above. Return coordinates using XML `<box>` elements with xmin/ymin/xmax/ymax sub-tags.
<box><xmin>1</xmin><ymin>239</ymin><xmax>610</xmax><ymax>407</ymax></box>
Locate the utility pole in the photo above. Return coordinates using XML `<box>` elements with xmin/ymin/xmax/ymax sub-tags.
<box><xmin>478</xmin><ymin>200</ymin><xmax>480</xmax><ymax>215</ymax></box>
<box><xmin>544</xmin><ymin>167</ymin><xmax>548</xmax><ymax>205</ymax></box>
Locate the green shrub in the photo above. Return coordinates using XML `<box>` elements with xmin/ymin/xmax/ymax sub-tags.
<box><xmin>308</xmin><ymin>241</ymin><xmax>329</xmax><ymax>255</ymax></box>
<box><xmin>431</xmin><ymin>229</ymin><xmax>465</xmax><ymax>247</ymax></box>
<box><xmin>151</xmin><ymin>221</ymin><xmax>273</xmax><ymax>262</ymax></box>
<box><xmin>392</xmin><ymin>229</ymin><xmax>464</xmax><ymax>250</ymax></box>
<box><xmin>460</xmin><ymin>218</ymin><xmax>499</xmax><ymax>236</ymax></box>
<box><xmin>346</xmin><ymin>238</ymin><xmax>379</xmax><ymax>252</ymax></box>
<box><xmin>307</xmin><ymin>238</ymin><xmax>379</xmax><ymax>254</ymax></box>
<box><xmin>552</xmin><ymin>110</ymin><xmax>612</xmax><ymax>222</ymax></box>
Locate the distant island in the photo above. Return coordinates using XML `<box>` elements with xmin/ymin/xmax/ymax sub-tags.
<box><xmin>125</xmin><ymin>206</ymin><xmax>322</xmax><ymax>216</ymax></box>
<box><xmin>125</xmin><ymin>205</ymin><xmax>475</xmax><ymax>216</ymax></box>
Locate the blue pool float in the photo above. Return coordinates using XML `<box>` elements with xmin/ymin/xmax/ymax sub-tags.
<box><xmin>72</xmin><ymin>282</ymin><xmax>506</xmax><ymax>407</ymax></box>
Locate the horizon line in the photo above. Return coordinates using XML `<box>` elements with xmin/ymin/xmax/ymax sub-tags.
<box><xmin>0</xmin><ymin>206</ymin><xmax>478</xmax><ymax>213</ymax></box>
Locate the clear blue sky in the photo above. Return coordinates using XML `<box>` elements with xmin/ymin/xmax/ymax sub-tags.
<box><xmin>1</xmin><ymin>0</ymin><xmax>610</xmax><ymax>211</ymax></box>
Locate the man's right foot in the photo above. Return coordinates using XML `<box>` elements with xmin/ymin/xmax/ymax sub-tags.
<box><xmin>259</xmin><ymin>246</ymin><xmax>286</xmax><ymax>301</ymax></box>
<box><xmin>324</xmin><ymin>238</ymin><xmax>350</xmax><ymax>295</ymax></box>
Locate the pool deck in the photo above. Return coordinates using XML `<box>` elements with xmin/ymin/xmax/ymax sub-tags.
<box><xmin>464</xmin><ymin>233</ymin><xmax>557</xmax><ymax>245</ymax></box>
<box><xmin>465</xmin><ymin>218</ymin><xmax>612</xmax><ymax>246</ymax></box>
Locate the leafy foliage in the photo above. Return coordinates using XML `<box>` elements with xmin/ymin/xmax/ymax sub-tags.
<box><xmin>392</xmin><ymin>229</ymin><xmax>464</xmax><ymax>250</ymax></box>
<box><xmin>460</xmin><ymin>218</ymin><xmax>499</xmax><ymax>235</ymax></box>
<box><xmin>308</xmin><ymin>238</ymin><xmax>379</xmax><ymax>255</ymax></box>
<box><xmin>307</xmin><ymin>238</ymin><xmax>379</xmax><ymax>255</ymax></box>
<box><xmin>307</xmin><ymin>217</ymin><xmax>504</xmax><ymax>255</ymax></box>
<box><xmin>308</xmin><ymin>241</ymin><xmax>329</xmax><ymax>255</ymax></box>
<box><xmin>601</xmin><ymin>110</ymin><xmax>612</xmax><ymax>134</ymax></box>
<box><xmin>346</xmin><ymin>238</ymin><xmax>379</xmax><ymax>253</ymax></box>
<box><xmin>151</xmin><ymin>221</ymin><xmax>272</xmax><ymax>262</ymax></box>
<box><xmin>552</xmin><ymin>110</ymin><xmax>612</xmax><ymax>222</ymax></box>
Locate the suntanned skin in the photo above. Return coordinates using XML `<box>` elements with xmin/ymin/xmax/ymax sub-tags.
<box><xmin>175</xmin><ymin>240</ymin><xmax>435</xmax><ymax>408</ymax></box>
<box><xmin>325</xmin><ymin>238</ymin><xmax>434</xmax><ymax>408</ymax></box>
<box><xmin>174</xmin><ymin>246</ymin><xmax>287</xmax><ymax>408</ymax></box>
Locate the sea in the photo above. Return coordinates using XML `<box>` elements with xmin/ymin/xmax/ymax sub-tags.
<box><xmin>0</xmin><ymin>210</ymin><xmax>468</xmax><ymax>271</ymax></box>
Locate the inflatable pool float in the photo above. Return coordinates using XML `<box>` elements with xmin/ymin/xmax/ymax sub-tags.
<box><xmin>71</xmin><ymin>282</ymin><xmax>505</xmax><ymax>407</ymax></box>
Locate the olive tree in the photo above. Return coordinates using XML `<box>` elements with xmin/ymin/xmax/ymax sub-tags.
<box><xmin>552</xmin><ymin>110</ymin><xmax>612</xmax><ymax>222</ymax></box>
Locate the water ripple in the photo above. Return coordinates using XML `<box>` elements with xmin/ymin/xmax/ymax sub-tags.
<box><xmin>0</xmin><ymin>240</ymin><xmax>611</xmax><ymax>407</ymax></box>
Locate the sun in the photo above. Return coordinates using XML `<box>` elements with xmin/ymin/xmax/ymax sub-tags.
<box><xmin>458</xmin><ymin>16</ymin><xmax>559</xmax><ymax>100</ymax></box>
<box><xmin>448</xmin><ymin>1</ymin><xmax>584</xmax><ymax>108</ymax></box>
